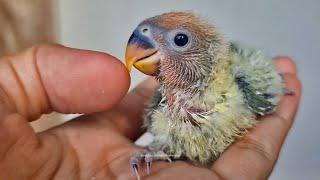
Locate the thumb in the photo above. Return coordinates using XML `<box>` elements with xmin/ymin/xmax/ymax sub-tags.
<box><xmin>0</xmin><ymin>44</ymin><xmax>130</xmax><ymax>121</ymax></box>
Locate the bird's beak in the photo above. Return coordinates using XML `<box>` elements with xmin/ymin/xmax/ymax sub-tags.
<box><xmin>125</xmin><ymin>29</ymin><xmax>160</xmax><ymax>76</ymax></box>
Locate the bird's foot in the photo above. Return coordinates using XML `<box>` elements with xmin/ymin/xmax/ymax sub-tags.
<box><xmin>130</xmin><ymin>151</ymin><xmax>172</xmax><ymax>180</ymax></box>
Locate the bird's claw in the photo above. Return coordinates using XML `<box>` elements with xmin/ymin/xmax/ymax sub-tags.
<box><xmin>130</xmin><ymin>151</ymin><xmax>172</xmax><ymax>180</ymax></box>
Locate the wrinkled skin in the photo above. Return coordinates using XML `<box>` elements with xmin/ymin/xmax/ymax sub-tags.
<box><xmin>0</xmin><ymin>44</ymin><xmax>301</xmax><ymax>180</ymax></box>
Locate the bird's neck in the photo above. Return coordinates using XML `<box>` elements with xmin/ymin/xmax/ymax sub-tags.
<box><xmin>158</xmin><ymin>74</ymin><xmax>211</xmax><ymax>121</ymax></box>
<box><xmin>159</xmin><ymin>58</ymin><xmax>233</xmax><ymax>119</ymax></box>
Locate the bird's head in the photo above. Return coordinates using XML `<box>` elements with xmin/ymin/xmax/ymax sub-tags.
<box><xmin>125</xmin><ymin>11</ymin><xmax>228</xmax><ymax>90</ymax></box>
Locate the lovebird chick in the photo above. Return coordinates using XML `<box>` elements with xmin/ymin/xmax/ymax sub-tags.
<box><xmin>125</xmin><ymin>11</ymin><xmax>284</xmax><ymax>178</ymax></box>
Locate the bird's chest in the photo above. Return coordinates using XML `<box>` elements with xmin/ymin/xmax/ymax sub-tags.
<box><xmin>146</xmin><ymin>78</ymin><xmax>256</xmax><ymax>163</ymax></box>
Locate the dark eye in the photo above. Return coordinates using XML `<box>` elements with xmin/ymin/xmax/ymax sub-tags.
<box><xmin>174</xmin><ymin>33</ymin><xmax>189</xmax><ymax>47</ymax></box>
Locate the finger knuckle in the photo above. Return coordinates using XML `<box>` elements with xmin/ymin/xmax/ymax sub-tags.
<box><xmin>235</xmin><ymin>135</ymin><xmax>274</xmax><ymax>163</ymax></box>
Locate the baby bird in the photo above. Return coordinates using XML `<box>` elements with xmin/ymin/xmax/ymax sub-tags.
<box><xmin>125</xmin><ymin>11</ymin><xmax>284</xmax><ymax>179</ymax></box>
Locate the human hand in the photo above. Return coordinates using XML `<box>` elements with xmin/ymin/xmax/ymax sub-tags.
<box><xmin>0</xmin><ymin>45</ymin><xmax>301</xmax><ymax>180</ymax></box>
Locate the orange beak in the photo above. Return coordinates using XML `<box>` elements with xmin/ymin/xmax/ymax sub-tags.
<box><xmin>125</xmin><ymin>30</ymin><xmax>160</xmax><ymax>76</ymax></box>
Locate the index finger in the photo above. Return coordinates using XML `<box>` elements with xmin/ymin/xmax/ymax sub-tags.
<box><xmin>95</xmin><ymin>78</ymin><xmax>158</xmax><ymax>140</ymax></box>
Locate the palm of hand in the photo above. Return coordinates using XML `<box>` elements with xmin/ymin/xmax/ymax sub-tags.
<box><xmin>0</xmin><ymin>45</ymin><xmax>300</xmax><ymax>180</ymax></box>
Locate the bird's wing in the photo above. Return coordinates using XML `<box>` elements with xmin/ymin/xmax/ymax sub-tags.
<box><xmin>230</xmin><ymin>42</ymin><xmax>283</xmax><ymax>115</ymax></box>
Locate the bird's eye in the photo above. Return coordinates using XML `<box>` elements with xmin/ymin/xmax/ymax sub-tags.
<box><xmin>174</xmin><ymin>33</ymin><xmax>189</xmax><ymax>47</ymax></box>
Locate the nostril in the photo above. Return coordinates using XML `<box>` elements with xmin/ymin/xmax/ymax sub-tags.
<box><xmin>142</xmin><ymin>28</ymin><xmax>148</xmax><ymax>33</ymax></box>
